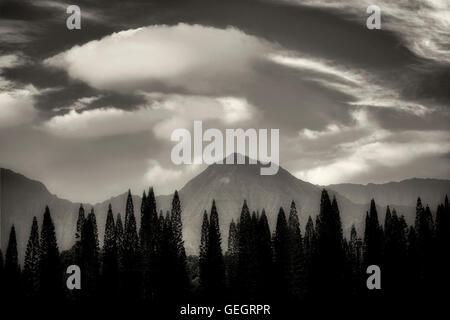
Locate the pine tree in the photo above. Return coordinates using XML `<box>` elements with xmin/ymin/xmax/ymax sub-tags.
<box><xmin>81</xmin><ymin>208</ymin><xmax>100</xmax><ymax>299</ymax></box>
<box><xmin>273</xmin><ymin>207</ymin><xmax>290</xmax><ymax>301</ymax></box>
<box><xmin>170</xmin><ymin>191</ymin><xmax>189</xmax><ymax>301</ymax></box>
<box><xmin>24</xmin><ymin>217</ymin><xmax>40</xmax><ymax>297</ymax></box>
<box><xmin>435</xmin><ymin>197</ymin><xmax>450</xmax><ymax>290</ymax></box>
<box><xmin>237</xmin><ymin>200</ymin><xmax>256</xmax><ymax>300</ymax></box>
<box><xmin>199</xmin><ymin>210</ymin><xmax>209</xmax><ymax>294</ymax></box>
<box><xmin>115</xmin><ymin>213</ymin><xmax>124</xmax><ymax>271</ymax></box>
<box><xmin>207</xmin><ymin>200</ymin><xmax>225</xmax><ymax>300</ymax></box>
<box><xmin>5</xmin><ymin>226</ymin><xmax>21</xmax><ymax>300</ymax></box>
<box><xmin>348</xmin><ymin>224</ymin><xmax>363</xmax><ymax>296</ymax></box>
<box><xmin>383</xmin><ymin>208</ymin><xmax>408</xmax><ymax>296</ymax></box>
<box><xmin>102</xmin><ymin>204</ymin><xmax>118</xmax><ymax>299</ymax></box>
<box><xmin>363</xmin><ymin>199</ymin><xmax>383</xmax><ymax>267</ymax></box>
<box><xmin>287</xmin><ymin>201</ymin><xmax>305</xmax><ymax>300</ymax></box>
<box><xmin>303</xmin><ymin>215</ymin><xmax>316</xmax><ymax>296</ymax></box>
<box><xmin>256</xmin><ymin>209</ymin><xmax>273</xmax><ymax>301</ymax></box>
<box><xmin>122</xmin><ymin>190</ymin><xmax>142</xmax><ymax>301</ymax></box>
<box><xmin>313</xmin><ymin>190</ymin><xmax>345</xmax><ymax>299</ymax></box>
<box><xmin>74</xmin><ymin>204</ymin><xmax>85</xmax><ymax>265</ymax></box>
<box><xmin>39</xmin><ymin>207</ymin><xmax>61</xmax><ymax>300</ymax></box>
<box><xmin>225</xmin><ymin>219</ymin><xmax>239</xmax><ymax>300</ymax></box>
<box><xmin>414</xmin><ymin>198</ymin><xmax>434</xmax><ymax>290</ymax></box>
<box><xmin>171</xmin><ymin>191</ymin><xmax>187</xmax><ymax>261</ymax></box>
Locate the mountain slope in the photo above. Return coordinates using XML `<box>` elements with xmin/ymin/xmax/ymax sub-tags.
<box><xmin>3</xmin><ymin>162</ymin><xmax>449</xmax><ymax>259</ymax></box>
<box><xmin>326</xmin><ymin>178</ymin><xmax>450</xmax><ymax>208</ymax></box>
<box><xmin>1</xmin><ymin>168</ymin><xmax>79</xmax><ymax>261</ymax></box>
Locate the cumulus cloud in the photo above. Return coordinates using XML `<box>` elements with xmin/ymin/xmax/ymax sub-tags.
<box><xmin>41</xmin><ymin>93</ymin><xmax>256</xmax><ymax>138</ymax></box>
<box><xmin>44</xmin><ymin>24</ymin><xmax>274</xmax><ymax>92</ymax></box>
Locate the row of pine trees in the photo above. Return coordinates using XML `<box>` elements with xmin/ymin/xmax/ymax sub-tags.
<box><xmin>1</xmin><ymin>189</ymin><xmax>449</xmax><ymax>307</ymax></box>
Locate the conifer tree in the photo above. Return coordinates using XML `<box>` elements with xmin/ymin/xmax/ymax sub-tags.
<box><xmin>435</xmin><ymin>197</ymin><xmax>450</xmax><ymax>290</ymax></box>
<box><xmin>81</xmin><ymin>208</ymin><xmax>100</xmax><ymax>299</ymax></box>
<box><xmin>171</xmin><ymin>190</ymin><xmax>187</xmax><ymax>261</ymax></box>
<box><xmin>363</xmin><ymin>199</ymin><xmax>383</xmax><ymax>266</ymax></box>
<box><xmin>287</xmin><ymin>201</ymin><xmax>305</xmax><ymax>300</ymax></box>
<box><xmin>414</xmin><ymin>198</ymin><xmax>434</xmax><ymax>290</ymax></box>
<box><xmin>237</xmin><ymin>200</ymin><xmax>256</xmax><ymax>300</ymax></box>
<box><xmin>303</xmin><ymin>215</ymin><xmax>316</xmax><ymax>295</ymax></box>
<box><xmin>24</xmin><ymin>217</ymin><xmax>40</xmax><ymax>297</ymax></box>
<box><xmin>225</xmin><ymin>219</ymin><xmax>239</xmax><ymax>299</ymax></box>
<box><xmin>207</xmin><ymin>200</ymin><xmax>225</xmax><ymax>300</ymax></box>
<box><xmin>199</xmin><ymin>210</ymin><xmax>209</xmax><ymax>294</ymax></box>
<box><xmin>383</xmin><ymin>208</ymin><xmax>408</xmax><ymax>296</ymax></box>
<box><xmin>115</xmin><ymin>213</ymin><xmax>124</xmax><ymax>270</ymax></box>
<box><xmin>256</xmin><ymin>209</ymin><xmax>273</xmax><ymax>300</ymax></box>
<box><xmin>273</xmin><ymin>207</ymin><xmax>290</xmax><ymax>301</ymax></box>
<box><xmin>122</xmin><ymin>190</ymin><xmax>142</xmax><ymax>301</ymax></box>
<box><xmin>170</xmin><ymin>191</ymin><xmax>189</xmax><ymax>301</ymax></box>
<box><xmin>39</xmin><ymin>207</ymin><xmax>61</xmax><ymax>300</ymax></box>
<box><xmin>102</xmin><ymin>204</ymin><xmax>118</xmax><ymax>299</ymax></box>
<box><xmin>5</xmin><ymin>226</ymin><xmax>21</xmax><ymax>300</ymax></box>
<box><xmin>313</xmin><ymin>190</ymin><xmax>345</xmax><ymax>299</ymax></box>
<box><xmin>74</xmin><ymin>204</ymin><xmax>85</xmax><ymax>265</ymax></box>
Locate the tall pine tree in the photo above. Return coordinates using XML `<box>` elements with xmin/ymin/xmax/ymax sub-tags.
<box><xmin>102</xmin><ymin>204</ymin><xmax>118</xmax><ymax>300</ymax></box>
<box><xmin>5</xmin><ymin>226</ymin><xmax>21</xmax><ymax>300</ymax></box>
<box><xmin>287</xmin><ymin>201</ymin><xmax>305</xmax><ymax>300</ymax></box>
<box><xmin>39</xmin><ymin>207</ymin><xmax>61</xmax><ymax>300</ymax></box>
<box><xmin>24</xmin><ymin>217</ymin><xmax>40</xmax><ymax>297</ymax></box>
<box><xmin>122</xmin><ymin>190</ymin><xmax>141</xmax><ymax>301</ymax></box>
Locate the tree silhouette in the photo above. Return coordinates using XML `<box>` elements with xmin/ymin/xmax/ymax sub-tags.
<box><xmin>363</xmin><ymin>199</ymin><xmax>383</xmax><ymax>267</ymax></box>
<box><xmin>81</xmin><ymin>208</ymin><xmax>100</xmax><ymax>299</ymax></box>
<box><xmin>102</xmin><ymin>204</ymin><xmax>118</xmax><ymax>300</ymax></box>
<box><xmin>5</xmin><ymin>226</ymin><xmax>21</xmax><ymax>300</ymax></box>
<box><xmin>39</xmin><ymin>207</ymin><xmax>61</xmax><ymax>300</ymax></box>
<box><xmin>237</xmin><ymin>200</ymin><xmax>257</xmax><ymax>300</ymax></box>
<box><xmin>273</xmin><ymin>207</ymin><xmax>290</xmax><ymax>301</ymax></box>
<box><xmin>169</xmin><ymin>191</ymin><xmax>189</xmax><ymax>302</ymax></box>
<box><xmin>287</xmin><ymin>201</ymin><xmax>305</xmax><ymax>300</ymax></box>
<box><xmin>312</xmin><ymin>190</ymin><xmax>345</xmax><ymax>300</ymax></box>
<box><xmin>255</xmin><ymin>209</ymin><xmax>273</xmax><ymax>301</ymax></box>
<box><xmin>199</xmin><ymin>210</ymin><xmax>209</xmax><ymax>295</ymax></box>
<box><xmin>24</xmin><ymin>216</ymin><xmax>40</xmax><ymax>297</ymax></box>
<box><xmin>122</xmin><ymin>190</ymin><xmax>142</xmax><ymax>302</ymax></box>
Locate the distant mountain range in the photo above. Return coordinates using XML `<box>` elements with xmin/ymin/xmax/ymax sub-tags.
<box><xmin>2</xmin><ymin>157</ymin><xmax>449</xmax><ymax>261</ymax></box>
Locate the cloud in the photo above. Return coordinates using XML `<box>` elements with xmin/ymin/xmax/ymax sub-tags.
<box><xmin>145</xmin><ymin>160</ymin><xmax>204</xmax><ymax>195</ymax></box>
<box><xmin>44</xmin><ymin>23</ymin><xmax>274</xmax><ymax>93</ymax></box>
<box><xmin>52</xmin><ymin>95</ymin><xmax>103</xmax><ymax>112</ymax></box>
<box><xmin>0</xmin><ymin>84</ymin><xmax>38</xmax><ymax>128</ymax></box>
<box><xmin>293</xmin><ymin>108</ymin><xmax>450</xmax><ymax>184</ymax></box>
<box><xmin>0</xmin><ymin>54</ymin><xmax>38</xmax><ymax>128</ymax></box>
<box><xmin>281</xmin><ymin>0</ymin><xmax>450</xmax><ymax>63</ymax></box>
<box><xmin>41</xmin><ymin>93</ymin><xmax>256</xmax><ymax>138</ymax></box>
<box><xmin>269</xmin><ymin>53</ymin><xmax>430</xmax><ymax>115</ymax></box>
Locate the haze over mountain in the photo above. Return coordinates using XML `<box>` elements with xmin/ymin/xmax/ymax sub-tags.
<box><xmin>2</xmin><ymin>157</ymin><xmax>449</xmax><ymax>260</ymax></box>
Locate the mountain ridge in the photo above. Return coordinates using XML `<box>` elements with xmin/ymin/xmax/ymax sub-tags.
<box><xmin>2</xmin><ymin>164</ymin><xmax>449</xmax><ymax>261</ymax></box>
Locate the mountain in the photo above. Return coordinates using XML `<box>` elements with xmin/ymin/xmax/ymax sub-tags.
<box><xmin>2</xmin><ymin>158</ymin><xmax>449</xmax><ymax>260</ymax></box>
<box><xmin>326</xmin><ymin>178</ymin><xmax>450</xmax><ymax>209</ymax></box>
<box><xmin>0</xmin><ymin>168</ymin><xmax>80</xmax><ymax>262</ymax></box>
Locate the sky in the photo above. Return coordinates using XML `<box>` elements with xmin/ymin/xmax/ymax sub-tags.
<box><xmin>0</xmin><ymin>0</ymin><xmax>449</xmax><ymax>203</ymax></box>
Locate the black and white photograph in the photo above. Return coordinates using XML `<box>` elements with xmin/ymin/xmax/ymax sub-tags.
<box><xmin>0</xmin><ymin>0</ymin><xmax>449</xmax><ymax>317</ymax></box>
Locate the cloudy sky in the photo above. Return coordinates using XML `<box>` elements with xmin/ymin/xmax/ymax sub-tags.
<box><xmin>0</xmin><ymin>0</ymin><xmax>449</xmax><ymax>203</ymax></box>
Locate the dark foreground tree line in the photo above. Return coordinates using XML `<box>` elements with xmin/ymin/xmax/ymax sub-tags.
<box><xmin>1</xmin><ymin>188</ymin><xmax>449</xmax><ymax>311</ymax></box>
